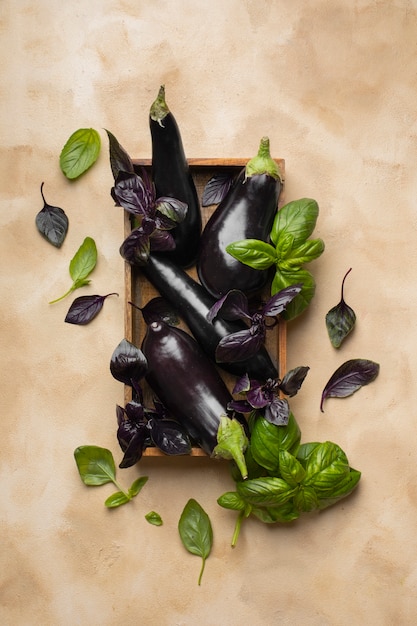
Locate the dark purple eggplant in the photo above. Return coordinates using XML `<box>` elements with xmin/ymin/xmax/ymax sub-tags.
<box><xmin>142</xmin><ymin>253</ymin><xmax>278</xmax><ymax>380</ymax></box>
<box><xmin>141</xmin><ymin>316</ymin><xmax>246</xmax><ymax>455</ymax></box>
<box><xmin>197</xmin><ymin>137</ymin><xmax>282</xmax><ymax>299</ymax></box>
<box><xmin>149</xmin><ymin>85</ymin><xmax>202</xmax><ymax>268</ymax></box>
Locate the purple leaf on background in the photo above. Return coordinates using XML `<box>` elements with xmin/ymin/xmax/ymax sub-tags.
<box><xmin>280</xmin><ymin>366</ymin><xmax>310</xmax><ymax>397</ymax></box>
<box><xmin>325</xmin><ymin>268</ymin><xmax>356</xmax><ymax>348</ymax></box>
<box><xmin>36</xmin><ymin>182</ymin><xmax>69</xmax><ymax>248</ymax></box>
<box><xmin>201</xmin><ymin>173</ymin><xmax>234</xmax><ymax>206</ymax></box>
<box><xmin>105</xmin><ymin>129</ymin><xmax>135</xmax><ymax>180</ymax></box>
<box><xmin>320</xmin><ymin>358</ymin><xmax>380</xmax><ymax>412</ymax></box>
<box><xmin>65</xmin><ymin>293</ymin><xmax>118</xmax><ymax>325</ymax></box>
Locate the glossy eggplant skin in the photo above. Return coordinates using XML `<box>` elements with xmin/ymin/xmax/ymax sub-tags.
<box><xmin>141</xmin><ymin>318</ymin><xmax>245</xmax><ymax>454</ymax></box>
<box><xmin>197</xmin><ymin>168</ymin><xmax>281</xmax><ymax>299</ymax></box>
<box><xmin>142</xmin><ymin>253</ymin><xmax>278</xmax><ymax>380</ymax></box>
<box><xmin>149</xmin><ymin>90</ymin><xmax>201</xmax><ymax>268</ymax></box>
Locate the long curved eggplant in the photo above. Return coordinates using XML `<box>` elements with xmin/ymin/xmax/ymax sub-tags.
<box><xmin>142</xmin><ymin>253</ymin><xmax>278</xmax><ymax>380</ymax></box>
<box><xmin>197</xmin><ymin>137</ymin><xmax>282</xmax><ymax>299</ymax></box>
<box><xmin>141</xmin><ymin>316</ymin><xmax>246</xmax><ymax>454</ymax></box>
<box><xmin>149</xmin><ymin>85</ymin><xmax>202</xmax><ymax>268</ymax></box>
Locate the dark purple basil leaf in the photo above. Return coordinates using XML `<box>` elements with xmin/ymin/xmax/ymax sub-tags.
<box><xmin>110</xmin><ymin>338</ymin><xmax>148</xmax><ymax>385</ymax></box>
<box><xmin>201</xmin><ymin>173</ymin><xmax>234</xmax><ymax>206</ymax></box>
<box><xmin>279</xmin><ymin>366</ymin><xmax>310</xmax><ymax>397</ymax></box>
<box><xmin>228</xmin><ymin>399</ymin><xmax>253</xmax><ymax>413</ymax></box>
<box><xmin>149</xmin><ymin>229</ymin><xmax>176</xmax><ymax>252</ymax></box>
<box><xmin>140</xmin><ymin>297</ymin><xmax>180</xmax><ymax>326</ymax></box>
<box><xmin>36</xmin><ymin>182</ymin><xmax>69</xmax><ymax>248</ymax></box>
<box><xmin>320</xmin><ymin>358</ymin><xmax>380</xmax><ymax>412</ymax></box>
<box><xmin>124</xmin><ymin>400</ymin><xmax>146</xmax><ymax>424</ymax></box>
<box><xmin>64</xmin><ymin>293</ymin><xmax>118</xmax><ymax>325</ymax></box>
<box><xmin>215</xmin><ymin>328</ymin><xmax>265</xmax><ymax>363</ymax></box>
<box><xmin>232</xmin><ymin>373</ymin><xmax>251</xmax><ymax>395</ymax></box>
<box><xmin>116</xmin><ymin>404</ymin><xmax>125</xmax><ymax>428</ymax></box>
<box><xmin>148</xmin><ymin>419</ymin><xmax>192</xmax><ymax>455</ymax></box>
<box><xmin>264</xmin><ymin>398</ymin><xmax>290</xmax><ymax>426</ymax></box>
<box><xmin>105</xmin><ymin>129</ymin><xmax>134</xmax><ymax>180</ymax></box>
<box><xmin>207</xmin><ymin>290</ymin><xmax>251</xmax><ymax>323</ymax></box>
<box><xmin>119</xmin><ymin>427</ymin><xmax>148</xmax><ymax>468</ymax></box>
<box><xmin>262</xmin><ymin>284</ymin><xmax>303</xmax><ymax>318</ymax></box>
<box><xmin>155</xmin><ymin>197</ymin><xmax>188</xmax><ymax>225</ymax></box>
<box><xmin>112</xmin><ymin>172</ymin><xmax>152</xmax><ymax>215</ymax></box>
<box><xmin>326</xmin><ymin>268</ymin><xmax>356</xmax><ymax>348</ymax></box>
<box><xmin>120</xmin><ymin>227</ymin><xmax>151</xmax><ymax>265</ymax></box>
<box><xmin>246</xmin><ymin>382</ymin><xmax>272</xmax><ymax>409</ymax></box>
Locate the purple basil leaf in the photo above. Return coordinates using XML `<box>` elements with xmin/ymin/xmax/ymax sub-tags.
<box><xmin>215</xmin><ymin>328</ymin><xmax>265</xmax><ymax>363</ymax></box>
<box><xmin>119</xmin><ymin>227</ymin><xmax>151</xmax><ymax>265</ymax></box>
<box><xmin>155</xmin><ymin>197</ymin><xmax>188</xmax><ymax>225</ymax></box>
<box><xmin>124</xmin><ymin>400</ymin><xmax>146</xmax><ymax>424</ymax></box>
<box><xmin>110</xmin><ymin>338</ymin><xmax>148</xmax><ymax>385</ymax></box>
<box><xmin>202</xmin><ymin>173</ymin><xmax>234</xmax><ymax>206</ymax></box>
<box><xmin>207</xmin><ymin>290</ymin><xmax>251</xmax><ymax>323</ymax></box>
<box><xmin>36</xmin><ymin>182</ymin><xmax>69</xmax><ymax>248</ymax></box>
<box><xmin>112</xmin><ymin>172</ymin><xmax>152</xmax><ymax>215</ymax></box>
<box><xmin>228</xmin><ymin>399</ymin><xmax>253</xmax><ymax>413</ymax></box>
<box><xmin>246</xmin><ymin>383</ymin><xmax>271</xmax><ymax>408</ymax></box>
<box><xmin>320</xmin><ymin>358</ymin><xmax>380</xmax><ymax>412</ymax></box>
<box><xmin>149</xmin><ymin>419</ymin><xmax>192</xmax><ymax>456</ymax></box>
<box><xmin>262</xmin><ymin>284</ymin><xmax>303</xmax><ymax>318</ymax></box>
<box><xmin>232</xmin><ymin>373</ymin><xmax>251</xmax><ymax>395</ymax></box>
<box><xmin>326</xmin><ymin>268</ymin><xmax>356</xmax><ymax>348</ymax></box>
<box><xmin>105</xmin><ymin>129</ymin><xmax>134</xmax><ymax>180</ymax></box>
<box><xmin>264</xmin><ymin>398</ymin><xmax>290</xmax><ymax>426</ymax></box>
<box><xmin>149</xmin><ymin>229</ymin><xmax>176</xmax><ymax>252</ymax></box>
<box><xmin>279</xmin><ymin>366</ymin><xmax>310</xmax><ymax>397</ymax></box>
<box><xmin>139</xmin><ymin>297</ymin><xmax>180</xmax><ymax>326</ymax></box>
<box><xmin>64</xmin><ymin>293</ymin><xmax>118</xmax><ymax>325</ymax></box>
<box><xmin>119</xmin><ymin>428</ymin><xmax>148</xmax><ymax>468</ymax></box>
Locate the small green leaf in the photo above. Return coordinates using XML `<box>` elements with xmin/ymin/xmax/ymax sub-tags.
<box><xmin>105</xmin><ymin>491</ymin><xmax>131</xmax><ymax>508</ymax></box>
<box><xmin>278</xmin><ymin>450</ymin><xmax>306</xmax><ymax>486</ymax></box>
<box><xmin>226</xmin><ymin>239</ymin><xmax>277</xmax><ymax>270</ymax></box>
<box><xmin>60</xmin><ymin>128</ymin><xmax>101</xmax><ymax>180</ymax></box>
<box><xmin>129</xmin><ymin>476</ymin><xmax>149</xmax><ymax>497</ymax></box>
<box><xmin>145</xmin><ymin>511</ymin><xmax>163</xmax><ymax>526</ymax></box>
<box><xmin>250</xmin><ymin>412</ymin><xmax>301</xmax><ymax>474</ymax></box>
<box><xmin>178</xmin><ymin>499</ymin><xmax>213</xmax><ymax>585</ymax></box>
<box><xmin>293</xmin><ymin>485</ymin><xmax>320</xmax><ymax>512</ymax></box>
<box><xmin>74</xmin><ymin>446</ymin><xmax>116</xmax><ymax>486</ymax></box>
<box><xmin>49</xmin><ymin>237</ymin><xmax>98</xmax><ymax>304</ymax></box>
<box><xmin>217</xmin><ymin>491</ymin><xmax>246</xmax><ymax>511</ymax></box>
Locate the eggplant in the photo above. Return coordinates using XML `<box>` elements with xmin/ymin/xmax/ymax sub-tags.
<box><xmin>141</xmin><ymin>316</ymin><xmax>246</xmax><ymax>454</ymax></box>
<box><xmin>197</xmin><ymin>137</ymin><xmax>282</xmax><ymax>299</ymax></box>
<box><xmin>149</xmin><ymin>85</ymin><xmax>202</xmax><ymax>268</ymax></box>
<box><xmin>142</xmin><ymin>253</ymin><xmax>278</xmax><ymax>380</ymax></box>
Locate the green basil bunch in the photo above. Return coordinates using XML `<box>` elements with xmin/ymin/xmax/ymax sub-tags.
<box><xmin>226</xmin><ymin>198</ymin><xmax>325</xmax><ymax>320</ymax></box>
<box><xmin>217</xmin><ymin>411</ymin><xmax>361</xmax><ymax>546</ymax></box>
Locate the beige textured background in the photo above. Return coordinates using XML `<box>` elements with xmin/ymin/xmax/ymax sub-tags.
<box><xmin>1</xmin><ymin>1</ymin><xmax>416</xmax><ymax>624</ymax></box>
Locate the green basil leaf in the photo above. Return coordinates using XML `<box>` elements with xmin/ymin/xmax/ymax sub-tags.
<box><xmin>296</xmin><ymin>442</ymin><xmax>321</xmax><ymax>466</ymax></box>
<box><xmin>279</xmin><ymin>238</ymin><xmax>325</xmax><ymax>270</ymax></box>
<box><xmin>217</xmin><ymin>491</ymin><xmax>246</xmax><ymax>511</ymax></box>
<box><xmin>293</xmin><ymin>485</ymin><xmax>320</xmax><ymax>512</ymax></box>
<box><xmin>304</xmin><ymin>441</ymin><xmax>349</xmax><ymax>478</ymax></box>
<box><xmin>303</xmin><ymin>442</ymin><xmax>351</xmax><ymax>497</ymax></box>
<box><xmin>74</xmin><ymin>445</ymin><xmax>116</xmax><ymax>486</ymax></box>
<box><xmin>271</xmin><ymin>268</ymin><xmax>316</xmax><ymax>320</ymax></box>
<box><xmin>60</xmin><ymin>128</ymin><xmax>101</xmax><ymax>180</ymax></box>
<box><xmin>129</xmin><ymin>476</ymin><xmax>149</xmax><ymax>497</ymax></box>
<box><xmin>70</xmin><ymin>236</ymin><xmax>97</xmax><ymax>282</ymax></box>
<box><xmin>278</xmin><ymin>450</ymin><xmax>306</xmax><ymax>486</ymax></box>
<box><xmin>145</xmin><ymin>511</ymin><xmax>163</xmax><ymax>526</ymax></box>
<box><xmin>105</xmin><ymin>491</ymin><xmax>131</xmax><ymax>508</ymax></box>
<box><xmin>317</xmin><ymin>468</ymin><xmax>361</xmax><ymax>509</ymax></box>
<box><xmin>178</xmin><ymin>499</ymin><xmax>213</xmax><ymax>585</ymax></box>
<box><xmin>250</xmin><ymin>412</ymin><xmax>301</xmax><ymax>473</ymax></box>
<box><xmin>226</xmin><ymin>239</ymin><xmax>277</xmax><ymax>270</ymax></box>
<box><xmin>270</xmin><ymin>198</ymin><xmax>319</xmax><ymax>247</ymax></box>
<box><xmin>251</xmin><ymin>502</ymin><xmax>300</xmax><ymax>524</ymax></box>
<box><xmin>237</xmin><ymin>477</ymin><xmax>295</xmax><ymax>507</ymax></box>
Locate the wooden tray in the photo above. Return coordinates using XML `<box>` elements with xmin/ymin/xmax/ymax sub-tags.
<box><xmin>124</xmin><ymin>158</ymin><xmax>286</xmax><ymax>456</ymax></box>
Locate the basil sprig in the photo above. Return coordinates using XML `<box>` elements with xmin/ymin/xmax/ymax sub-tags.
<box><xmin>226</xmin><ymin>198</ymin><xmax>325</xmax><ymax>320</ymax></box>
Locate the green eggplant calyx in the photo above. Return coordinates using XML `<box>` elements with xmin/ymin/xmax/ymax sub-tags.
<box><xmin>150</xmin><ymin>84</ymin><xmax>170</xmax><ymax>126</ymax></box>
<box><xmin>211</xmin><ymin>416</ymin><xmax>249</xmax><ymax>480</ymax></box>
<box><xmin>245</xmin><ymin>136</ymin><xmax>282</xmax><ymax>181</ymax></box>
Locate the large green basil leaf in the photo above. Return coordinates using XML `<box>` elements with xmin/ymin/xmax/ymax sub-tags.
<box><xmin>226</xmin><ymin>239</ymin><xmax>277</xmax><ymax>270</ymax></box>
<box><xmin>270</xmin><ymin>198</ymin><xmax>319</xmax><ymax>247</ymax></box>
<box><xmin>74</xmin><ymin>445</ymin><xmax>116</xmax><ymax>486</ymax></box>
<box><xmin>317</xmin><ymin>468</ymin><xmax>361</xmax><ymax>509</ymax></box>
<box><xmin>278</xmin><ymin>450</ymin><xmax>306</xmax><ymax>486</ymax></box>
<box><xmin>60</xmin><ymin>128</ymin><xmax>101</xmax><ymax>180</ymax></box>
<box><xmin>296</xmin><ymin>442</ymin><xmax>321</xmax><ymax>466</ymax></box>
<box><xmin>303</xmin><ymin>441</ymin><xmax>351</xmax><ymax>498</ymax></box>
<box><xmin>304</xmin><ymin>441</ymin><xmax>349</xmax><ymax>478</ymax></box>
<box><xmin>251</xmin><ymin>502</ymin><xmax>300</xmax><ymax>524</ymax></box>
<box><xmin>293</xmin><ymin>485</ymin><xmax>320</xmax><ymax>512</ymax></box>
<box><xmin>278</xmin><ymin>238</ymin><xmax>325</xmax><ymax>271</ymax></box>
<box><xmin>237</xmin><ymin>477</ymin><xmax>295</xmax><ymax>507</ymax></box>
<box><xmin>178</xmin><ymin>499</ymin><xmax>213</xmax><ymax>585</ymax></box>
<box><xmin>250</xmin><ymin>413</ymin><xmax>301</xmax><ymax>473</ymax></box>
<box><xmin>271</xmin><ymin>268</ymin><xmax>316</xmax><ymax>320</ymax></box>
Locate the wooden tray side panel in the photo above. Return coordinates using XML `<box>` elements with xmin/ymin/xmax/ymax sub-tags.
<box><xmin>124</xmin><ymin>159</ymin><xmax>286</xmax><ymax>456</ymax></box>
